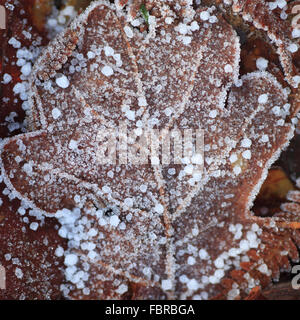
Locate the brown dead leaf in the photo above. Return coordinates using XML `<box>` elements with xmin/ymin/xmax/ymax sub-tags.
<box><xmin>1</xmin><ymin>0</ymin><xmax>300</xmax><ymax>300</ymax></box>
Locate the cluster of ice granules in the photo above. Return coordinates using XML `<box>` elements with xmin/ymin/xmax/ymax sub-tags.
<box><xmin>0</xmin><ymin>180</ymin><xmax>46</xmax><ymax>231</ymax></box>
<box><xmin>54</xmin><ymin>208</ymin><xmax>91</xmax><ymax>296</ymax></box>
<box><xmin>55</xmin><ymin>205</ymin><xmax>166</xmax><ymax>299</ymax></box>
<box><xmin>56</xmin><ymin>206</ymin><xmax>131</xmax><ymax>297</ymax></box>
<box><xmin>2</xmin><ymin>40</ymin><xmax>42</xmax><ymax>134</ymax></box>
<box><xmin>176</xmin><ymin>222</ymin><xmax>264</xmax><ymax>300</ymax></box>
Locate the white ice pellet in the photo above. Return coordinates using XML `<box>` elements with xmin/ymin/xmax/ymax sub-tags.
<box><xmin>101</xmin><ymin>65</ymin><xmax>114</xmax><ymax>77</ymax></box>
<box><xmin>258</xmin><ymin>263</ymin><xmax>269</xmax><ymax>275</ymax></box>
<box><xmin>164</xmin><ymin>108</ymin><xmax>173</xmax><ymax>116</ymax></box>
<box><xmin>52</xmin><ymin>108</ymin><xmax>62</xmax><ymax>120</ymax></box>
<box><xmin>258</xmin><ymin>94</ymin><xmax>268</xmax><ymax>104</ymax></box>
<box><xmin>134</xmin><ymin>127</ymin><xmax>143</xmax><ymax>136</ymax></box>
<box><xmin>209</xmin><ymin>110</ymin><xmax>217</xmax><ymax>118</ymax></box>
<box><xmin>190</xmin><ymin>21</ymin><xmax>199</xmax><ymax>31</ymax></box>
<box><xmin>165</xmin><ymin>17</ymin><xmax>173</xmax><ymax>24</ymax></box>
<box><xmin>214</xmin><ymin>269</ymin><xmax>225</xmax><ymax>280</ymax></box>
<box><xmin>64</xmin><ymin>254</ymin><xmax>78</xmax><ymax>266</ymax></box>
<box><xmin>102</xmin><ymin>185</ymin><xmax>112</xmax><ymax>194</ymax></box>
<box><xmin>187</xmin><ymin>256</ymin><xmax>196</xmax><ymax>265</ymax></box>
<box><xmin>124</xmin><ymin>26</ymin><xmax>134</xmax><ymax>38</ymax></box>
<box><xmin>4</xmin><ymin>254</ymin><xmax>11</xmax><ymax>261</ymax></box>
<box><xmin>239</xmin><ymin>239</ymin><xmax>250</xmax><ymax>251</ymax></box>
<box><xmin>18</xmin><ymin>207</ymin><xmax>26</xmax><ymax>215</ymax></box>
<box><xmin>251</xmin><ymin>223</ymin><xmax>260</xmax><ymax>232</ymax></box>
<box><xmin>209</xmin><ymin>276</ymin><xmax>219</xmax><ymax>284</ymax></box>
<box><xmin>154</xmin><ymin>203</ymin><xmax>164</xmax><ymax>214</ymax></box>
<box><xmin>256</xmin><ymin>57</ymin><xmax>268</xmax><ymax>70</ymax></box>
<box><xmin>214</xmin><ymin>257</ymin><xmax>224</xmax><ymax>269</ymax></box>
<box><xmin>287</xmin><ymin>43</ymin><xmax>298</xmax><ymax>53</ymax></box>
<box><xmin>228</xmin><ymin>248</ymin><xmax>239</xmax><ymax>257</ymax></box>
<box><xmin>292</xmin><ymin>117</ymin><xmax>298</xmax><ymax>125</ymax></box>
<box><xmin>179</xmin><ymin>275</ymin><xmax>189</xmax><ymax>284</ymax></box>
<box><xmin>233</xmin><ymin>165</ymin><xmax>242</xmax><ymax>175</ymax></box>
<box><xmin>104</xmin><ymin>46</ymin><xmax>114</xmax><ymax>56</ymax></box>
<box><xmin>125</xmin><ymin>109</ymin><xmax>135</xmax><ymax>121</ymax></box>
<box><xmin>272</xmin><ymin>106</ymin><xmax>281</xmax><ymax>116</ymax></box>
<box><xmin>68</xmin><ymin>140</ymin><xmax>78</xmax><ymax>150</ymax></box>
<box><xmin>109</xmin><ymin>215</ymin><xmax>120</xmax><ymax>227</ymax></box>
<box><xmin>15</xmin><ymin>268</ymin><xmax>23</xmax><ymax>279</ymax></box>
<box><xmin>168</xmin><ymin>168</ymin><xmax>176</xmax><ymax>175</ymax></box>
<box><xmin>191</xmin><ymin>154</ymin><xmax>203</xmax><ymax>165</ymax></box>
<box><xmin>187</xmin><ymin>279</ymin><xmax>199</xmax><ymax>290</ymax></box>
<box><xmin>29</xmin><ymin>222</ymin><xmax>39</xmax><ymax>231</ymax></box>
<box><xmin>280</xmin><ymin>11</ymin><xmax>288</xmax><ymax>20</ymax></box>
<box><xmin>143</xmin><ymin>267</ymin><xmax>152</xmax><ymax>277</ymax></box>
<box><xmin>192</xmin><ymin>227</ymin><xmax>199</xmax><ymax>236</ymax></box>
<box><xmin>177</xmin><ymin>23</ymin><xmax>188</xmax><ymax>35</ymax></box>
<box><xmin>277</xmin><ymin>119</ymin><xmax>285</xmax><ymax>126</ymax></box>
<box><xmin>241</xmin><ymin>138</ymin><xmax>252</xmax><ymax>148</ymax></box>
<box><xmin>260</xmin><ymin>134</ymin><xmax>269</xmax><ymax>143</ymax></box>
<box><xmin>74</xmin><ymin>195</ymin><xmax>81</xmax><ymax>203</ymax></box>
<box><xmin>228</xmin><ymin>288</ymin><xmax>240</xmax><ymax>300</ymax></box>
<box><xmin>116</xmin><ymin>284</ymin><xmax>128</xmax><ymax>295</ymax></box>
<box><xmin>292</xmin><ymin>75</ymin><xmax>300</xmax><ymax>87</ymax></box>
<box><xmin>55</xmin><ymin>246</ymin><xmax>65</xmax><ymax>257</ymax></box>
<box><xmin>269</xmin><ymin>2</ymin><xmax>277</xmax><ymax>10</ymax></box>
<box><xmin>56</xmin><ymin>75</ymin><xmax>70</xmax><ymax>89</ymax></box>
<box><xmin>87</xmin><ymin>51</ymin><xmax>95</xmax><ymax>59</ymax></box>
<box><xmin>224</xmin><ymin>64</ymin><xmax>233</xmax><ymax>73</ymax></box>
<box><xmin>184</xmin><ymin>164</ymin><xmax>194</xmax><ymax>175</ymax></box>
<box><xmin>21</xmin><ymin>63</ymin><xmax>32</xmax><ymax>77</ymax></box>
<box><xmin>13</xmin><ymin>82</ymin><xmax>26</xmax><ymax>94</ymax></box>
<box><xmin>242</xmin><ymin>150</ymin><xmax>251</xmax><ymax>160</ymax></box>
<box><xmin>138</xmin><ymin>97</ymin><xmax>147</xmax><ymax>107</ymax></box>
<box><xmin>209</xmin><ymin>15</ymin><xmax>218</xmax><ymax>23</ymax></box>
<box><xmin>88</xmin><ymin>228</ymin><xmax>98</xmax><ymax>237</ymax></box>
<box><xmin>16</xmin><ymin>48</ymin><xmax>32</xmax><ymax>60</ymax></box>
<box><xmin>199</xmin><ymin>248</ymin><xmax>209</xmax><ymax>260</ymax></box>
<box><xmin>229</xmin><ymin>154</ymin><xmax>238</xmax><ymax>163</ymax></box>
<box><xmin>161</xmin><ymin>279</ymin><xmax>172</xmax><ymax>290</ymax></box>
<box><xmin>292</xmin><ymin>28</ymin><xmax>300</xmax><ymax>39</ymax></box>
<box><xmin>124</xmin><ymin>198</ymin><xmax>134</xmax><ymax>208</ymax></box>
<box><xmin>246</xmin><ymin>231</ymin><xmax>257</xmax><ymax>243</ymax></box>
<box><xmin>284</xmin><ymin>103</ymin><xmax>291</xmax><ymax>113</ymax></box>
<box><xmin>22</xmin><ymin>163</ymin><xmax>33</xmax><ymax>175</ymax></box>
<box><xmin>17</xmin><ymin>58</ymin><xmax>26</xmax><ymax>67</ymax></box>
<box><xmin>131</xmin><ymin>18</ymin><xmax>142</xmax><ymax>27</ymax></box>
<box><xmin>8</xmin><ymin>37</ymin><xmax>21</xmax><ymax>48</ymax></box>
<box><xmin>182</xmin><ymin>36</ymin><xmax>192</xmax><ymax>45</ymax></box>
<box><xmin>277</xmin><ymin>0</ymin><xmax>287</xmax><ymax>9</ymax></box>
<box><xmin>47</xmin><ymin>18</ymin><xmax>58</xmax><ymax>27</ymax></box>
<box><xmin>139</xmin><ymin>184</ymin><xmax>148</xmax><ymax>193</ymax></box>
<box><xmin>3</xmin><ymin>73</ymin><xmax>12</xmax><ymax>84</ymax></box>
<box><xmin>114</xmin><ymin>53</ymin><xmax>122</xmax><ymax>67</ymax></box>
<box><xmin>200</xmin><ymin>11</ymin><xmax>210</xmax><ymax>21</ymax></box>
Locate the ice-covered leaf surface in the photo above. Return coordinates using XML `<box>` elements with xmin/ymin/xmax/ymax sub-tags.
<box><xmin>0</xmin><ymin>0</ymin><xmax>67</xmax><ymax>299</ymax></box>
<box><xmin>279</xmin><ymin>178</ymin><xmax>300</xmax><ymax>219</ymax></box>
<box><xmin>1</xmin><ymin>0</ymin><xmax>300</xmax><ymax>300</ymax></box>
<box><xmin>224</xmin><ymin>0</ymin><xmax>300</xmax><ymax>87</ymax></box>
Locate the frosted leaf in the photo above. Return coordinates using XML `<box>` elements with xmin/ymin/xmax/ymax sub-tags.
<box><xmin>229</xmin><ymin>0</ymin><xmax>300</xmax><ymax>88</ymax></box>
<box><xmin>1</xmin><ymin>0</ymin><xmax>300</xmax><ymax>300</ymax></box>
<box><xmin>278</xmin><ymin>178</ymin><xmax>300</xmax><ymax>218</ymax></box>
<box><xmin>172</xmin><ymin>71</ymin><xmax>298</xmax><ymax>299</ymax></box>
